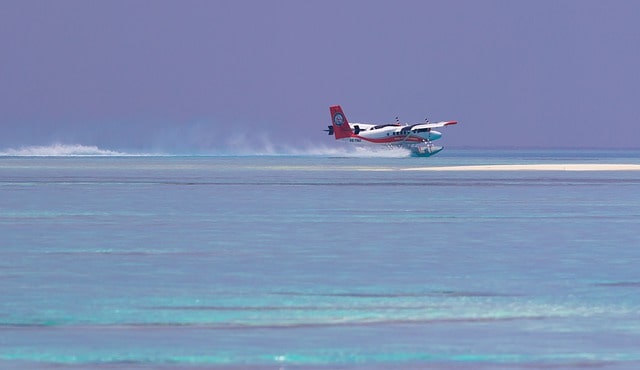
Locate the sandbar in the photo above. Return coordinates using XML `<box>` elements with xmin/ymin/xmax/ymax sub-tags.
<box><xmin>404</xmin><ymin>164</ymin><xmax>640</xmax><ymax>171</ymax></box>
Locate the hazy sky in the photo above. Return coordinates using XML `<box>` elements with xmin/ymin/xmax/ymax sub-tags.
<box><xmin>1</xmin><ymin>0</ymin><xmax>639</xmax><ymax>152</ymax></box>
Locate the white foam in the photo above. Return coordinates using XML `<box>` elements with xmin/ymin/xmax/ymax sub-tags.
<box><xmin>283</xmin><ymin>144</ymin><xmax>410</xmax><ymax>158</ymax></box>
<box><xmin>348</xmin><ymin>146</ymin><xmax>411</xmax><ymax>158</ymax></box>
<box><xmin>0</xmin><ymin>144</ymin><xmax>136</xmax><ymax>157</ymax></box>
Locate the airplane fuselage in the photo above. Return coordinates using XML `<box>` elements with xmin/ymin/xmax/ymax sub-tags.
<box><xmin>339</xmin><ymin>122</ymin><xmax>442</xmax><ymax>145</ymax></box>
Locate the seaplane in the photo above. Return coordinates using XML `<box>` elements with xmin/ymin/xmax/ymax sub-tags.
<box><xmin>325</xmin><ymin>105</ymin><xmax>458</xmax><ymax>157</ymax></box>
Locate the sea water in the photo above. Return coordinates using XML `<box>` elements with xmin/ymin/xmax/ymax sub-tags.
<box><xmin>1</xmin><ymin>150</ymin><xmax>639</xmax><ymax>369</ymax></box>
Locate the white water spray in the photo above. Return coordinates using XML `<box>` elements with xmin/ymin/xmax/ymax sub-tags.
<box><xmin>0</xmin><ymin>144</ymin><xmax>138</xmax><ymax>157</ymax></box>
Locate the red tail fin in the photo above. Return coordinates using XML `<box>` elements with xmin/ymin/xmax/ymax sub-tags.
<box><xmin>329</xmin><ymin>105</ymin><xmax>353</xmax><ymax>140</ymax></box>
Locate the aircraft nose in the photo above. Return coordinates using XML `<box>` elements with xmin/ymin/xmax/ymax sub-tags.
<box><xmin>430</xmin><ymin>131</ymin><xmax>442</xmax><ymax>140</ymax></box>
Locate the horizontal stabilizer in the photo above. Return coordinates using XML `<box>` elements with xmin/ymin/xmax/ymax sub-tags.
<box><xmin>325</xmin><ymin>125</ymin><xmax>334</xmax><ymax>135</ymax></box>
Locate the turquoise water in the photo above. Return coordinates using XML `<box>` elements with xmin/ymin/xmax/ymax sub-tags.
<box><xmin>1</xmin><ymin>150</ymin><xmax>640</xmax><ymax>369</ymax></box>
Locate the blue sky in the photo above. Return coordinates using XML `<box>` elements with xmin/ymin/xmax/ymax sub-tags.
<box><xmin>1</xmin><ymin>0</ymin><xmax>639</xmax><ymax>152</ymax></box>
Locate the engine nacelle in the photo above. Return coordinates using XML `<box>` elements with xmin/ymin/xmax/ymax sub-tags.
<box><xmin>428</xmin><ymin>130</ymin><xmax>442</xmax><ymax>141</ymax></box>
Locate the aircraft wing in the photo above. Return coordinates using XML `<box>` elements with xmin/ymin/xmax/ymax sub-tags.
<box><xmin>410</xmin><ymin>121</ymin><xmax>458</xmax><ymax>130</ymax></box>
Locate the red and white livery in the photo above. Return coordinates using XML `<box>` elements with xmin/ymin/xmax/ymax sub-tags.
<box><xmin>326</xmin><ymin>105</ymin><xmax>458</xmax><ymax>157</ymax></box>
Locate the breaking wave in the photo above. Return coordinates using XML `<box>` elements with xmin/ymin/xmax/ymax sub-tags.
<box><xmin>0</xmin><ymin>144</ymin><xmax>141</xmax><ymax>157</ymax></box>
